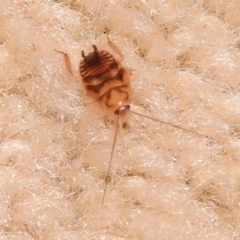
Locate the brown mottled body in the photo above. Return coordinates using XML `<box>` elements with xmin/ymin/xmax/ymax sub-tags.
<box><xmin>80</xmin><ymin>45</ymin><xmax>131</xmax><ymax>114</ymax></box>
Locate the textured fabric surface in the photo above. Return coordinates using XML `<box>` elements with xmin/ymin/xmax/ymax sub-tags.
<box><xmin>0</xmin><ymin>0</ymin><xmax>240</xmax><ymax>239</ymax></box>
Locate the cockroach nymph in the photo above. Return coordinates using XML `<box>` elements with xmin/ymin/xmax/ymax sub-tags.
<box><xmin>55</xmin><ymin>34</ymin><xmax>212</xmax><ymax>205</ymax></box>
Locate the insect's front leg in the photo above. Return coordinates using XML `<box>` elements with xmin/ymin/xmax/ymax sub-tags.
<box><xmin>106</xmin><ymin>32</ymin><xmax>124</xmax><ymax>62</ymax></box>
<box><xmin>54</xmin><ymin>49</ymin><xmax>73</xmax><ymax>76</ymax></box>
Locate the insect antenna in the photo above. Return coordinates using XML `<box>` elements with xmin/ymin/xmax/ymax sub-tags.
<box><xmin>102</xmin><ymin>116</ymin><xmax>120</xmax><ymax>205</ymax></box>
<box><xmin>129</xmin><ymin>109</ymin><xmax>213</xmax><ymax>140</ymax></box>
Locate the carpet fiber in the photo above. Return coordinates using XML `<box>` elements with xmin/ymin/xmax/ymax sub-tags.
<box><xmin>1</xmin><ymin>0</ymin><xmax>240</xmax><ymax>239</ymax></box>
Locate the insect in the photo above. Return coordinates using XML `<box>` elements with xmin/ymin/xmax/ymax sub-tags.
<box><xmin>55</xmin><ymin>34</ymin><xmax>212</xmax><ymax>205</ymax></box>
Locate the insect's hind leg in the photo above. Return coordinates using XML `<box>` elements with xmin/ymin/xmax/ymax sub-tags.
<box><xmin>54</xmin><ymin>49</ymin><xmax>73</xmax><ymax>76</ymax></box>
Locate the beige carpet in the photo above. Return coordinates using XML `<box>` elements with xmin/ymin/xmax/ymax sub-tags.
<box><xmin>1</xmin><ymin>0</ymin><xmax>240</xmax><ymax>239</ymax></box>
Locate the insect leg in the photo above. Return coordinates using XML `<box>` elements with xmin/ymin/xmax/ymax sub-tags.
<box><xmin>106</xmin><ymin>32</ymin><xmax>124</xmax><ymax>62</ymax></box>
<box><xmin>54</xmin><ymin>49</ymin><xmax>73</xmax><ymax>76</ymax></box>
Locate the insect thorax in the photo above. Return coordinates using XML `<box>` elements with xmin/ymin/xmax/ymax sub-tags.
<box><xmin>80</xmin><ymin>50</ymin><xmax>131</xmax><ymax>111</ymax></box>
